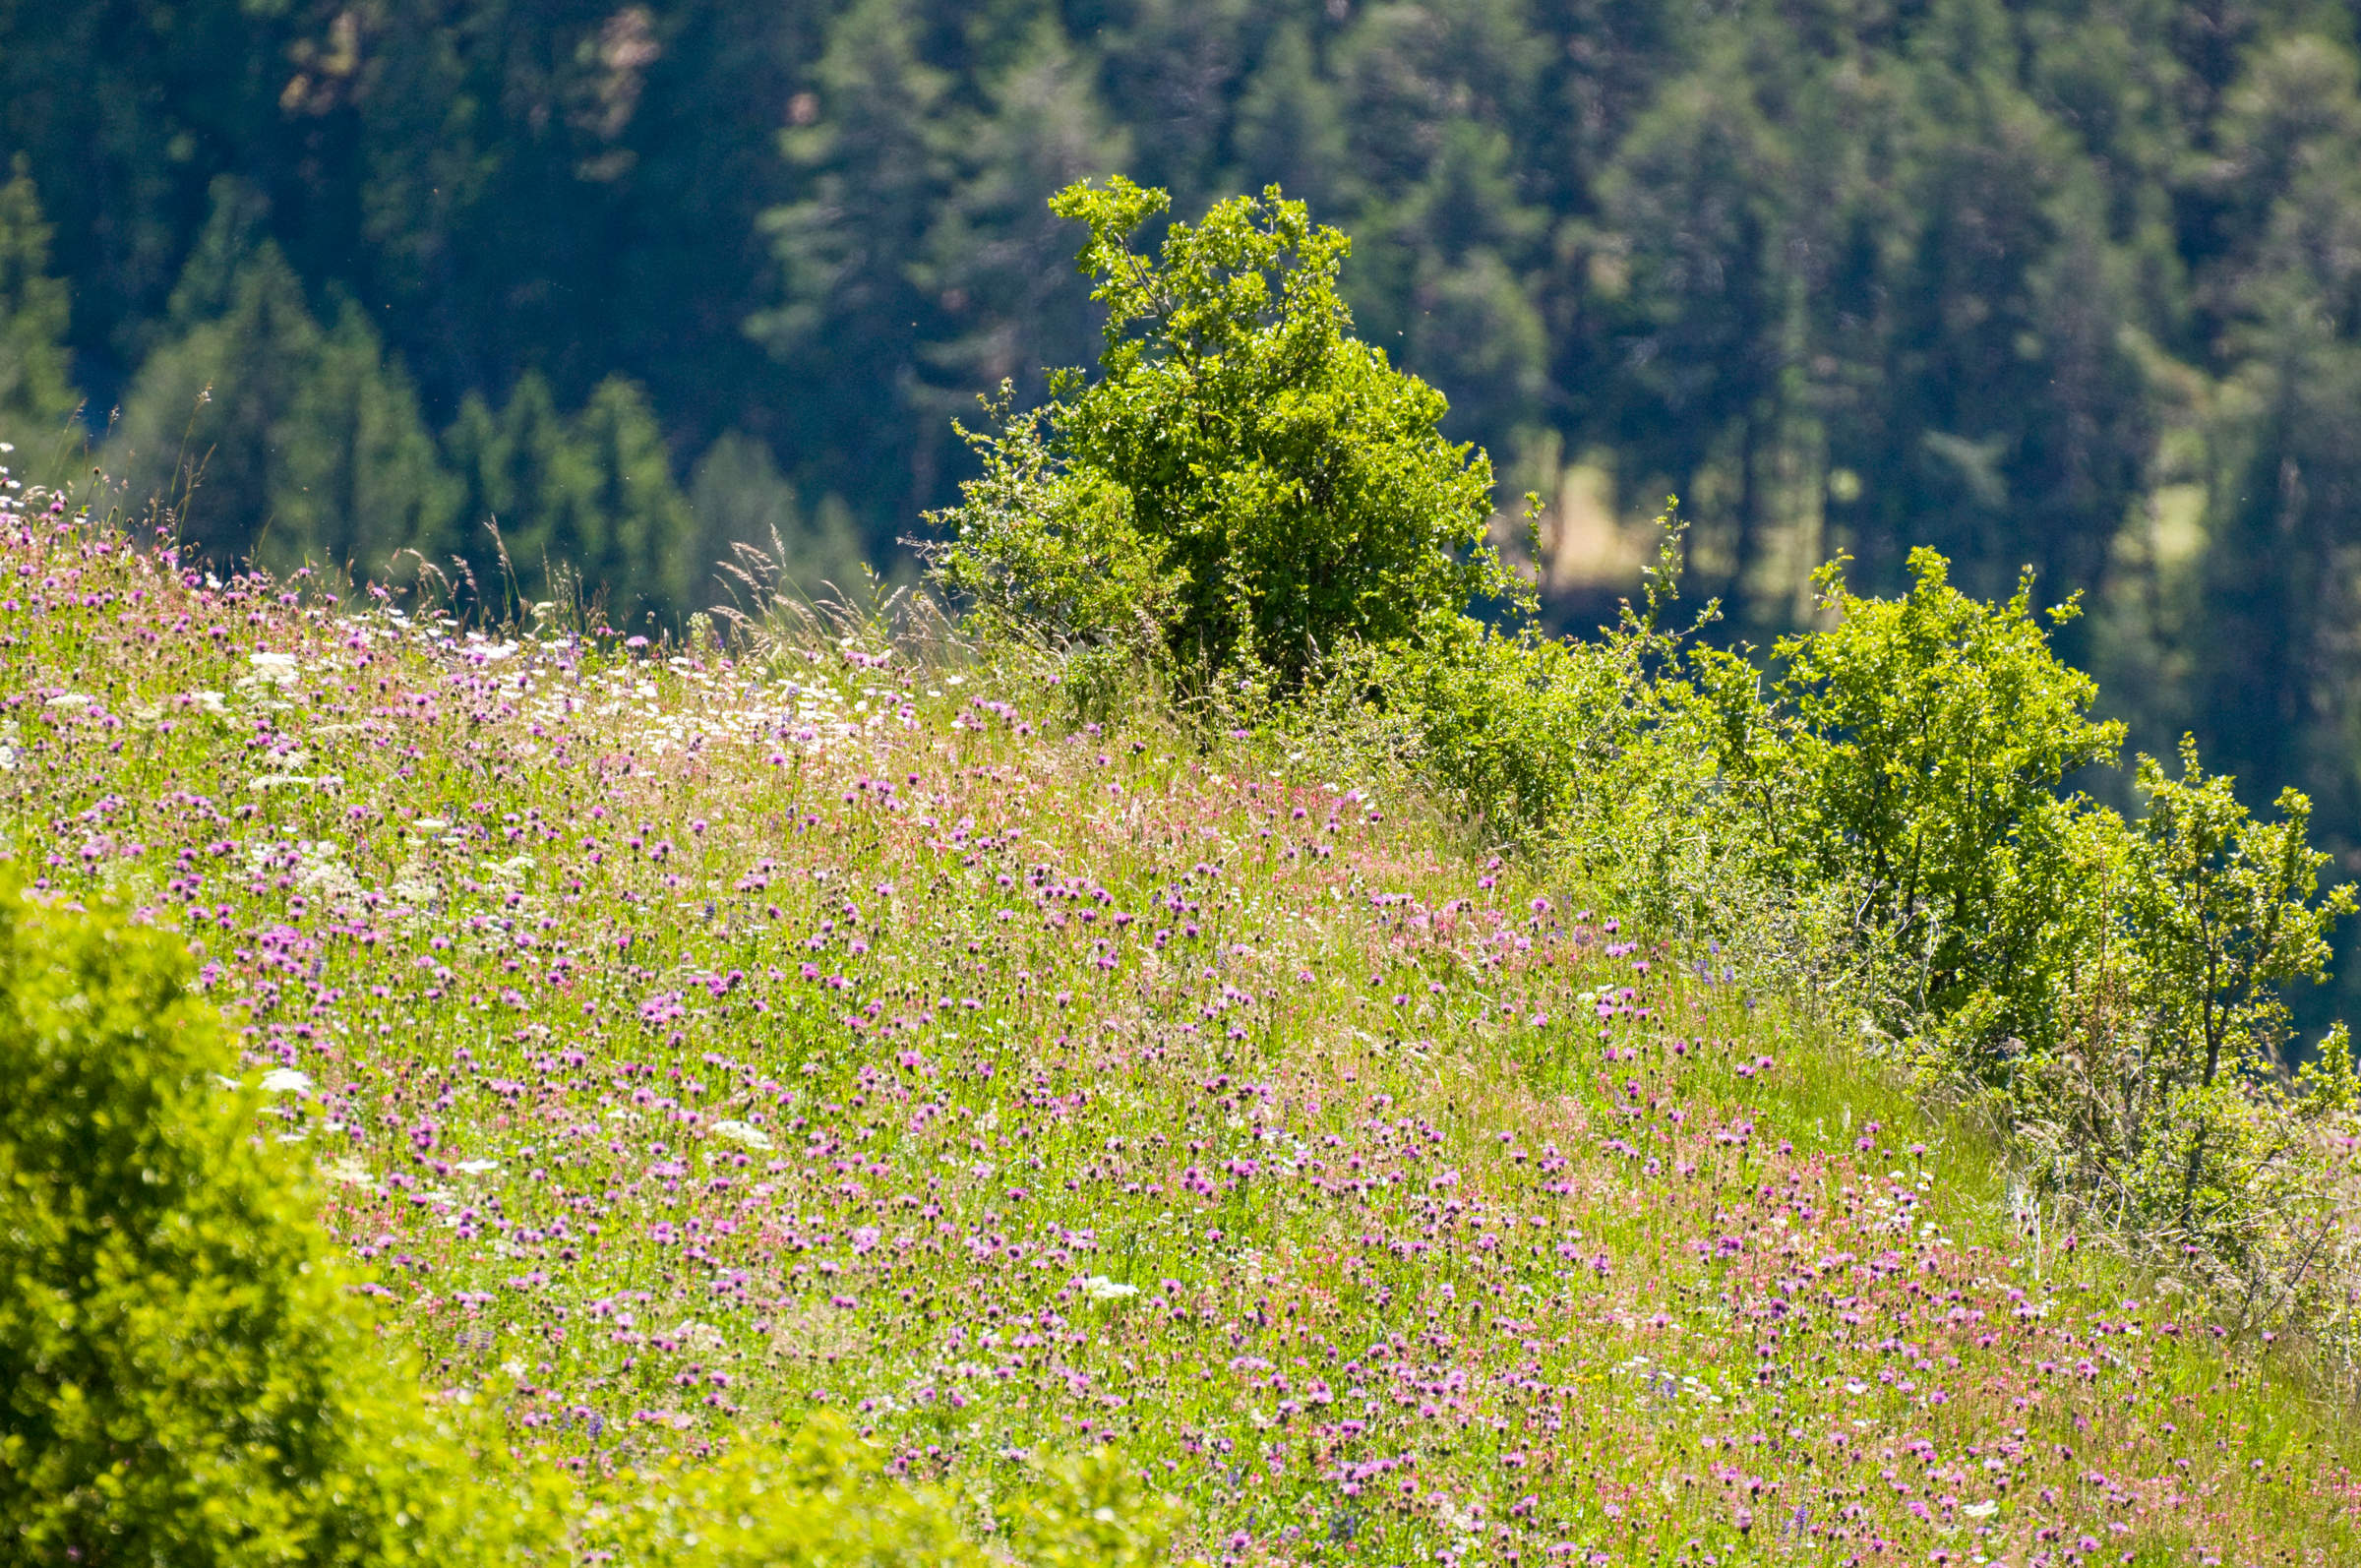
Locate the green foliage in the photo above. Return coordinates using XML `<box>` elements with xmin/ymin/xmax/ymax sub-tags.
<box><xmin>992</xmin><ymin>1448</ymin><xmax>1183</xmax><ymax>1568</ymax></box>
<box><xmin>2129</xmin><ymin>740</ymin><xmax>2356</xmax><ymax>1101</ymax></box>
<box><xmin>2025</xmin><ymin>741</ymin><xmax>2360</xmax><ymax>1257</ymax></box>
<box><xmin>106</xmin><ymin>185</ymin><xmax>712</xmax><ymax>623</ymax></box>
<box><xmin>1342</xmin><ymin>513</ymin><xmax>1699</xmax><ymax>854</ymax></box>
<box><xmin>1561</xmin><ymin>540</ymin><xmax>2361</xmax><ymax>1271</ymax></box>
<box><xmin>0</xmin><ymin>884</ymin><xmax>495</xmax><ymax>1565</ymax></box>
<box><xmin>572</xmin><ymin>1416</ymin><xmax>983</xmax><ymax>1566</ymax></box>
<box><xmin>563</xmin><ymin>377</ymin><xmax>697</xmax><ymax>622</ymax></box>
<box><xmin>932</xmin><ymin>176</ymin><xmax>1519</xmax><ymax>690</ymax></box>
<box><xmin>443</xmin><ymin>373</ymin><xmax>696</xmax><ymax>626</ymax></box>
<box><xmin>928</xmin><ymin>390</ymin><xmax>1179</xmax><ymax>660</ymax></box>
<box><xmin>0</xmin><ymin>160</ymin><xmax>77</xmax><ymax>443</ymax></box>
<box><xmin>1702</xmin><ymin>548</ymin><xmax>2127</xmax><ymax>1058</ymax></box>
<box><xmin>1353</xmin><ymin>613</ymin><xmax>1628</xmax><ymax>841</ymax></box>
<box><xmin>571</xmin><ymin>1420</ymin><xmax>1185</xmax><ymax>1567</ymax></box>
<box><xmin>753</xmin><ymin>0</ymin><xmax>964</xmax><ymax>515</ymax></box>
<box><xmin>110</xmin><ymin>186</ymin><xmax>456</xmax><ymax>577</ymax></box>
<box><xmin>110</xmin><ymin>228</ymin><xmax>322</xmax><ymax>562</ymax></box>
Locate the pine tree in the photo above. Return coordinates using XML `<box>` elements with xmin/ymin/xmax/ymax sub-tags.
<box><xmin>444</xmin><ymin>371</ymin><xmax>694</xmax><ymax>625</ymax></box>
<box><xmin>109</xmin><ymin>180</ymin><xmax>454</xmax><ymax>575</ymax></box>
<box><xmin>444</xmin><ymin>371</ymin><xmax>581</xmax><ymax>606</ymax></box>
<box><xmin>754</xmin><ymin>0</ymin><xmax>959</xmax><ymax>517</ymax></box>
<box><xmin>108</xmin><ymin>233</ymin><xmax>324</xmax><ymax>563</ymax></box>
<box><xmin>914</xmin><ymin>22</ymin><xmax>1125</xmax><ymax>407</ymax></box>
<box><xmin>271</xmin><ymin>300</ymin><xmax>460</xmax><ymax>579</ymax></box>
<box><xmin>0</xmin><ymin>161</ymin><xmax>79</xmax><ymax>451</ymax></box>
<box><xmin>574</xmin><ymin>375</ymin><xmax>695</xmax><ymax>623</ymax></box>
<box><xmin>1596</xmin><ymin>53</ymin><xmax>1796</xmax><ymax>607</ymax></box>
<box><xmin>1231</xmin><ymin>24</ymin><xmax>1351</xmax><ymax>231</ymax></box>
<box><xmin>687</xmin><ymin>430</ymin><xmax>874</xmax><ymax>609</ymax></box>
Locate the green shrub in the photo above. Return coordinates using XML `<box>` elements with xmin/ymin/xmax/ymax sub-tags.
<box><xmin>571</xmin><ymin>1416</ymin><xmax>982</xmax><ymax>1567</ymax></box>
<box><xmin>1693</xmin><ymin>547</ymin><xmax>2127</xmax><ymax>1062</ymax></box>
<box><xmin>2124</xmin><ymin>739</ymin><xmax>2355</xmax><ymax>1117</ymax></box>
<box><xmin>0</xmin><ymin>884</ymin><xmax>498</xmax><ymax>1566</ymax></box>
<box><xmin>931</xmin><ymin>176</ymin><xmax>1521</xmax><ymax>691</ymax></box>
<box><xmin>2027</xmin><ymin>740</ymin><xmax>2358</xmax><ymax>1259</ymax></box>
<box><xmin>1662</xmin><ymin>547</ymin><xmax>2358</xmax><ymax>1272</ymax></box>
<box><xmin>573</xmin><ymin>1419</ymin><xmax>1184</xmax><ymax>1567</ymax></box>
<box><xmin>926</xmin><ymin>390</ymin><xmax>1180</xmax><ymax>670</ymax></box>
<box><xmin>1342</xmin><ymin>613</ymin><xmax>1626</xmax><ymax>839</ymax></box>
<box><xmin>993</xmin><ymin>1446</ymin><xmax>1182</xmax><ymax>1568</ymax></box>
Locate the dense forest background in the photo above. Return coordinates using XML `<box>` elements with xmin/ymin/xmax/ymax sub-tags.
<box><xmin>8</xmin><ymin>0</ymin><xmax>2361</xmax><ymax>1011</ymax></box>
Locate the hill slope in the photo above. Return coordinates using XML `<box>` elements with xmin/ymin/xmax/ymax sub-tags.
<box><xmin>3</xmin><ymin>513</ymin><xmax>2356</xmax><ymax>1565</ymax></box>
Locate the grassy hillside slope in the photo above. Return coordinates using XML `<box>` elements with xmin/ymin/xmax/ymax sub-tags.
<box><xmin>4</xmin><ymin>510</ymin><xmax>2357</xmax><ymax>1565</ymax></box>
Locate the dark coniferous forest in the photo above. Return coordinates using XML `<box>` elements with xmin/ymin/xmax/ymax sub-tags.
<box><xmin>8</xmin><ymin>2</ymin><xmax>2361</xmax><ymax>967</ymax></box>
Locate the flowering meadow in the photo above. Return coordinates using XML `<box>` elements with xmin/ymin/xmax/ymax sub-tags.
<box><xmin>5</xmin><ymin>507</ymin><xmax>2360</xmax><ymax>1568</ymax></box>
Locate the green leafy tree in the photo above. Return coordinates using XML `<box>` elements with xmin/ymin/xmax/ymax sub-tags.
<box><xmin>0</xmin><ymin>885</ymin><xmax>500</xmax><ymax>1564</ymax></box>
<box><xmin>2014</xmin><ymin>736</ymin><xmax>2359</xmax><ymax>1264</ymax></box>
<box><xmin>1095</xmin><ymin>0</ymin><xmax>1254</xmax><ymax>211</ymax></box>
<box><xmin>1874</xmin><ymin>29</ymin><xmax>2152</xmax><ymax>608</ymax></box>
<box><xmin>1702</xmin><ymin>547</ymin><xmax>2125</xmax><ymax>1057</ymax></box>
<box><xmin>934</xmin><ymin>176</ymin><xmax>1520</xmax><ymax>690</ymax></box>
<box><xmin>443</xmin><ymin>370</ymin><xmax>575</xmax><ymax>599</ymax></box>
<box><xmin>1382</xmin><ymin>125</ymin><xmax>1552</xmax><ymax>460</ymax></box>
<box><xmin>2182</xmin><ymin>36</ymin><xmax>2361</xmax><ymax>827</ymax></box>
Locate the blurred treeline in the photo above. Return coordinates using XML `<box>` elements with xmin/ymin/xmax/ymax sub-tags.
<box><xmin>6</xmin><ymin>4</ymin><xmax>2361</xmax><ymax>875</ymax></box>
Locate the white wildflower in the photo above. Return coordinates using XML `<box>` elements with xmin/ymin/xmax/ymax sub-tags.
<box><xmin>709</xmin><ymin>1118</ymin><xmax>774</xmax><ymax>1149</ymax></box>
